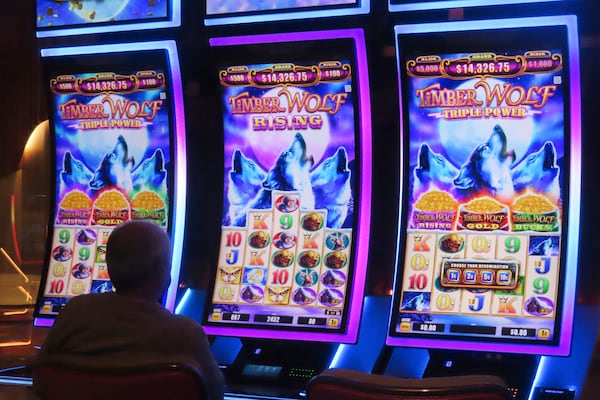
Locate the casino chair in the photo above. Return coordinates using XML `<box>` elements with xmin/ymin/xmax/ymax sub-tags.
<box><xmin>32</xmin><ymin>362</ymin><xmax>209</xmax><ymax>400</ymax></box>
<box><xmin>306</xmin><ymin>368</ymin><xmax>514</xmax><ymax>400</ymax></box>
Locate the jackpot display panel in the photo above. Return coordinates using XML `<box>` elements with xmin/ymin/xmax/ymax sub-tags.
<box><xmin>201</xmin><ymin>29</ymin><xmax>372</xmax><ymax>343</ymax></box>
<box><xmin>204</xmin><ymin>0</ymin><xmax>370</xmax><ymax>26</ymax></box>
<box><xmin>36</xmin><ymin>0</ymin><xmax>181</xmax><ymax>37</ymax></box>
<box><xmin>389</xmin><ymin>0</ymin><xmax>564</xmax><ymax>12</ymax></box>
<box><xmin>34</xmin><ymin>41</ymin><xmax>187</xmax><ymax>327</ymax></box>
<box><xmin>388</xmin><ymin>16</ymin><xmax>581</xmax><ymax>356</ymax></box>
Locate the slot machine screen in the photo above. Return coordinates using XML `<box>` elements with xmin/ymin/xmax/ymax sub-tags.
<box><xmin>201</xmin><ymin>29</ymin><xmax>372</xmax><ymax>343</ymax></box>
<box><xmin>389</xmin><ymin>0</ymin><xmax>563</xmax><ymax>12</ymax></box>
<box><xmin>387</xmin><ymin>16</ymin><xmax>581</xmax><ymax>355</ymax></box>
<box><xmin>34</xmin><ymin>41</ymin><xmax>187</xmax><ymax>327</ymax></box>
<box><xmin>36</xmin><ymin>0</ymin><xmax>181</xmax><ymax>37</ymax></box>
<box><xmin>204</xmin><ymin>0</ymin><xmax>370</xmax><ymax>26</ymax></box>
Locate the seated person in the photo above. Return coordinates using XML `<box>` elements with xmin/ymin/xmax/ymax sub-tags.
<box><xmin>35</xmin><ymin>220</ymin><xmax>225</xmax><ymax>400</ymax></box>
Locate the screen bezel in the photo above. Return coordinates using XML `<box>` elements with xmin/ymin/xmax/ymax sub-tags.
<box><xmin>36</xmin><ymin>0</ymin><xmax>181</xmax><ymax>38</ymax></box>
<box><xmin>204</xmin><ymin>0</ymin><xmax>370</xmax><ymax>26</ymax></box>
<box><xmin>193</xmin><ymin>29</ymin><xmax>372</xmax><ymax>344</ymax></box>
<box><xmin>388</xmin><ymin>0</ymin><xmax>563</xmax><ymax>12</ymax></box>
<box><xmin>34</xmin><ymin>41</ymin><xmax>187</xmax><ymax>327</ymax></box>
<box><xmin>386</xmin><ymin>16</ymin><xmax>581</xmax><ymax>356</ymax></box>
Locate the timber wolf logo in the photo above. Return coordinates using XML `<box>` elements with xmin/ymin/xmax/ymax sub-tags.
<box><xmin>131</xmin><ymin>148</ymin><xmax>168</xmax><ymax>192</ymax></box>
<box><xmin>511</xmin><ymin>141</ymin><xmax>560</xmax><ymax>201</ymax></box>
<box><xmin>413</xmin><ymin>143</ymin><xmax>458</xmax><ymax>194</ymax></box>
<box><xmin>227</xmin><ymin>149</ymin><xmax>266</xmax><ymax>225</ymax></box>
<box><xmin>231</xmin><ymin>133</ymin><xmax>315</xmax><ymax>226</ymax></box>
<box><xmin>89</xmin><ymin>135</ymin><xmax>135</xmax><ymax>194</ymax></box>
<box><xmin>59</xmin><ymin>151</ymin><xmax>93</xmax><ymax>197</ymax></box>
<box><xmin>311</xmin><ymin>147</ymin><xmax>352</xmax><ymax>229</ymax></box>
<box><xmin>454</xmin><ymin>125</ymin><xmax>516</xmax><ymax>201</ymax></box>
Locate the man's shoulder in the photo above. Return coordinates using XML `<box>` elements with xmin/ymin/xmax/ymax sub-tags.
<box><xmin>61</xmin><ymin>292</ymin><xmax>114</xmax><ymax>309</ymax></box>
<box><xmin>59</xmin><ymin>293</ymin><xmax>206</xmax><ymax>333</ymax></box>
<box><xmin>162</xmin><ymin>310</ymin><xmax>205</xmax><ymax>332</ymax></box>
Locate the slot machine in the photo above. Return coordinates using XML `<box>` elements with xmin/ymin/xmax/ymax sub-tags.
<box><xmin>176</xmin><ymin>28</ymin><xmax>373</xmax><ymax>396</ymax></box>
<box><xmin>34</xmin><ymin>41</ymin><xmax>187</xmax><ymax>326</ymax></box>
<box><xmin>386</xmin><ymin>15</ymin><xmax>582</xmax><ymax>399</ymax></box>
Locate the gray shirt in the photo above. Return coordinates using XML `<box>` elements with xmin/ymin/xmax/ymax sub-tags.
<box><xmin>35</xmin><ymin>292</ymin><xmax>224</xmax><ymax>400</ymax></box>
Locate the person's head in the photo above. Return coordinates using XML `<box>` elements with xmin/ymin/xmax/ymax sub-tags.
<box><xmin>106</xmin><ymin>220</ymin><xmax>172</xmax><ymax>301</ymax></box>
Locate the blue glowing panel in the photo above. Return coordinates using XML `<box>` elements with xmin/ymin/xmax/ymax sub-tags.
<box><xmin>34</xmin><ymin>41</ymin><xmax>187</xmax><ymax>327</ymax></box>
<box><xmin>389</xmin><ymin>0</ymin><xmax>562</xmax><ymax>12</ymax></box>
<box><xmin>197</xmin><ymin>29</ymin><xmax>372</xmax><ymax>343</ymax></box>
<box><xmin>36</xmin><ymin>0</ymin><xmax>181</xmax><ymax>38</ymax></box>
<box><xmin>387</xmin><ymin>16</ymin><xmax>581</xmax><ymax>356</ymax></box>
<box><xmin>205</xmin><ymin>0</ymin><xmax>369</xmax><ymax>26</ymax></box>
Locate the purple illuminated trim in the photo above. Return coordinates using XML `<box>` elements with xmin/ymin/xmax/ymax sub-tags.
<box><xmin>38</xmin><ymin>40</ymin><xmax>187</xmax><ymax>315</ymax></box>
<box><xmin>205</xmin><ymin>1</ymin><xmax>370</xmax><ymax>26</ymax></box>
<box><xmin>202</xmin><ymin>29</ymin><xmax>372</xmax><ymax>344</ymax></box>
<box><xmin>36</xmin><ymin>0</ymin><xmax>181</xmax><ymax>38</ymax></box>
<box><xmin>389</xmin><ymin>0</ymin><xmax>561</xmax><ymax>12</ymax></box>
<box><xmin>34</xmin><ymin>317</ymin><xmax>54</xmax><ymax>328</ymax></box>
<box><xmin>389</xmin><ymin>16</ymin><xmax>581</xmax><ymax>356</ymax></box>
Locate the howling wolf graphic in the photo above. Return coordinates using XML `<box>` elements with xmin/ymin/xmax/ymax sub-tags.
<box><xmin>59</xmin><ymin>151</ymin><xmax>94</xmax><ymax>197</ymax></box>
<box><xmin>231</xmin><ymin>132</ymin><xmax>315</xmax><ymax>227</ymax></box>
<box><xmin>412</xmin><ymin>143</ymin><xmax>458</xmax><ymax>195</ymax></box>
<box><xmin>311</xmin><ymin>147</ymin><xmax>352</xmax><ymax>229</ymax></box>
<box><xmin>131</xmin><ymin>148</ymin><xmax>168</xmax><ymax>193</ymax></box>
<box><xmin>453</xmin><ymin>124</ymin><xmax>516</xmax><ymax>201</ymax></box>
<box><xmin>511</xmin><ymin>141</ymin><xmax>560</xmax><ymax>201</ymax></box>
<box><xmin>89</xmin><ymin>135</ymin><xmax>135</xmax><ymax>194</ymax></box>
<box><xmin>226</xmin><ymin>149</ymin><xmax>267</xmax><ymax>225</ymax></box>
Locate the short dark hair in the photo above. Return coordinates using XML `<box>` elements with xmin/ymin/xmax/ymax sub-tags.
<box><xmin>106</xmin><ymin>221</ymin><xmax>171</xmax><ymax>292</ymax></box>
